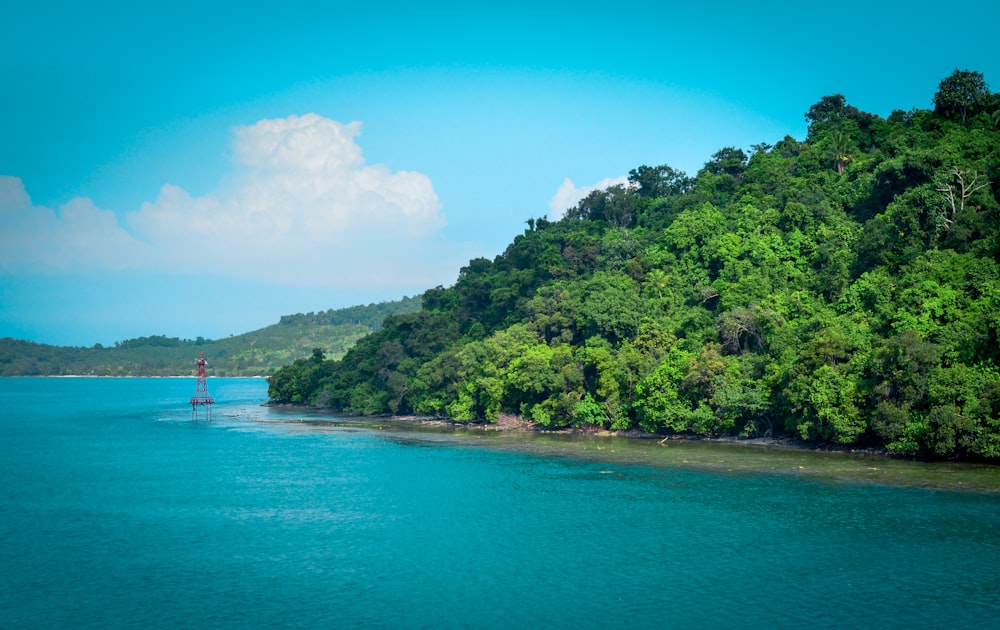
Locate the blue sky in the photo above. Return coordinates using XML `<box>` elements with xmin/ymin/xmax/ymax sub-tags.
<box><xmin>2</xmin><ymin>1</ymin><xmax>998</xmax><ymax>346</ymax></box>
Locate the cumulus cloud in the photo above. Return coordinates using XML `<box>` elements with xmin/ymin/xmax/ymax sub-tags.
<box><xmin>547</xmin><ymin>175</ymin><xmax>630</xmax><ymax>220</ymax></box>
<box><xmin>0</xmin><ymin>177</ymin><xmax>151</xmax><ymax>271</ymax></box>
<box><xmin>1</xmin><ymin>114</ymin><xmax>465</xmax><ymax>289</ymax></box>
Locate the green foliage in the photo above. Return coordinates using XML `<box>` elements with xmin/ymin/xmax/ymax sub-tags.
<box><xmin>933</xmin><ymin>69</ymin><xmax>991</xmax><ymax>123</ymax></box>
<box><xmin>804</xmin><ymin>94</ymin><xmax>878</xmax><ymax>144</ymax></box>
<box><xmin>702</xmin><ymin>147</ymin><xmax>748</xmax><ymax>179</ymax></box>
<box><xmin>565</xmin><ymin>185</ymin><xmax>641</xmax><ymax>228</ymax></box>
<box><xmin>0</xmin><ymin>296</ymin><xmax>420</xmax><ymax>377</ymax></box>
<box><xmin>266</xmin><ymin>71</ymin><xmax>1000</xmax><ymax>459</ymax></box>
<box><xmin>268</xmin><ymin>348</ymin><xmax>330</xmax><ymax>404</ymax></box>
<box><xmin>628</xmin><ymin>164</ymin><xmax>695</xmax><ymax>198</ymax></box>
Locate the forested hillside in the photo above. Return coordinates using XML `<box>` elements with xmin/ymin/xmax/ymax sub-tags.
<box><xmin>268</xmin><ymin>70</ymin><xmax>1000</xmax><ymax>459</ymax></box>
<box><xmin>0</xmin><ymin>296</ymin><xmax>419</xmax><ymax>376</ymax></box>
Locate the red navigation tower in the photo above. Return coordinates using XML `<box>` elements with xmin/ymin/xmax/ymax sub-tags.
<box><xmin>190</xmin><ymin>352</ymin><xmax>214</xmax><ymax>421</ymax></box>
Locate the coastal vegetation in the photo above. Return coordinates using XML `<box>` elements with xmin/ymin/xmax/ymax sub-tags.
<box><xmin>0</xmin><ymin>296</ymin><xmax>419</xmax><ymax>376</ymax></box>
<box><xmin>269</xmin><ymin>70</ymin><xmax>1000</xmax><ymax>460</ymax></box>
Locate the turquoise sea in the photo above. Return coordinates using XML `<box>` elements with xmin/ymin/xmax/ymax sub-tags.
<box><xmin>2</xmin><ymin>377</ymin><xmax>999</xmax><ymax>629</ymax></box>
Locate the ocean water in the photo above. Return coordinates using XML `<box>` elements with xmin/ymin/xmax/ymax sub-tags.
<box><xmin>1</xmin><ymin>377</ymin><xmax>998</xmax><ymax>629</ymax></box>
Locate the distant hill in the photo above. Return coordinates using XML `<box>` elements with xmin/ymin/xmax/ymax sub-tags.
<box><xmin>0</xmin><ymin>296</ymin><xmax>421</xmax><ymax>377</ymax></box>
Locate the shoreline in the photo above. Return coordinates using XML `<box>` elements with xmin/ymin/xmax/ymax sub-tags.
<box><xmin>262</xmin><ymin>405</ymin><xmax>1000</xmax><ymax>494</ymax></box>
<box><xmin>264</xmin><ymin>401</ymin><xmax>1000</xmax><ymax>470</ymax></box>
<box><xmin>325</xmin><ymin>410</ymin><xmax>901</xmax><ymax>459</ymax></box>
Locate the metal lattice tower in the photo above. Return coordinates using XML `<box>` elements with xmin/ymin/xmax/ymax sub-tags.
<box><xmin>190</xmin><ymin>352</ymin><xmax>214</xmax><ymax>421</ymax></box>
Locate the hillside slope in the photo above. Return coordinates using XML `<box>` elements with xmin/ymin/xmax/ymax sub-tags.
<box><xmin>269</xmin><ymin>70</ymin><xmax>1000</xmax><ymax>459</ymax></box>
<box><xmin>0</xmin><ymin>296</ymin><xmax>420</xmax><ymax>376</ymax></box>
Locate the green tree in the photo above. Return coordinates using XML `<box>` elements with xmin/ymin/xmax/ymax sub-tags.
<box><xmin>933</xmin><ymin>69</ymin><xmax>991</xmax><ymax>122</ymax></box>
<box><xmin>565</xmin><ymin>185</ymin><xmax>641</xmax><ymax>228</ymax></box>
<box><xmin>261</xmin><ymin>73</ymin><xmax>1000</xmax><ymax>460</ymax></box>
<box><xmin>805</xmin><ymin>94</ymin><xmax>849</xmax><ymax>127</ymax></box>
<box><xmin>627</xmin><ymin>164</ymin><xmax>694</xmax><ymax>198</ymax></box>
<box><xmin>267</xmin><ymin>348</ymin><xmax>329</xmax><ymax>404</ymax></box>
<box><xmin>635</xmin><ymin>347</ymin><xmax>695</xmax><ymax>433</ymax></box>
<box><xmin>804</xmin><ymin>94</ymin><xmax>878</xmax><ymax>142</ymax></box>
<box><xmin>829</xmin><ymin>129</ymin><xmax>851</xmax><ymax>174</ymax></box>
<box><xmin>703</xmin><ymin>147</ymin><xmax>748</xmax><ymax>180</ymax></box>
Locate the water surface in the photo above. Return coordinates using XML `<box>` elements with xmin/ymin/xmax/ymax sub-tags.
<box><xmin>2</xmin><ymin>378</ymin><xmax>998</xmax><ymax>629</ymax></box>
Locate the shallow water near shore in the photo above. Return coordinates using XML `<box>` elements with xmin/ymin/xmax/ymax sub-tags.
<box><xmin>2</xmin><ymin>377</ymin><xmax>999</xmax><ymax>629</ymax></box>
<box><xmin>282</xmin><ymin>411</ymin><xmax>1000</xmax><ymax>494</ymax></box>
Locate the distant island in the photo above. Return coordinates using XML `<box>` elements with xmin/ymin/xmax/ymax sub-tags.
<box><xmin>0</xmin><ymin>296</ymin><xmax>420</xmax><ymax>377</ymax></box>
<box><xmin>268</xmin><ymin>70</ymin><xmax>1000</xmax><ymax>460</ymax></box>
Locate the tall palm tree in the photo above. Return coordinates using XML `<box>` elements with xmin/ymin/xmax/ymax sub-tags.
<box><xmin>829</xmin><ymin>129</ymin><xmax>851</xmax><ymax>174</ymax></box>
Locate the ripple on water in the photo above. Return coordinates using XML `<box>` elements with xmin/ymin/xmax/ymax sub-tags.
<box><xmin>1</xmin><ymin>379</ymin><xmax>999</xmax><ymax>629</ymax></box>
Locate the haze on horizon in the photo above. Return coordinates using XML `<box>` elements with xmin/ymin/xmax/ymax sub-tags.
<box><xmin>2</xmin><ymin>0</ymin><xmax>997</xmax><ymax>346</ymax></box>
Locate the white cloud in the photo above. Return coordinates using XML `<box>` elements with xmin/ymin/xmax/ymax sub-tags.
<box><xmin>1</xmin><ymin>114</ymin><xmax>468</xmax><ymax>290</ymax></box>
<box><xmin>547</xmin><ymin>175</ymin><xmax>630</xmax><ymax>220</ymax></box>
<box><xmin>0</xmin><ymin>177</ymin><xmax>150</xmax><ymax>271</ymax></box>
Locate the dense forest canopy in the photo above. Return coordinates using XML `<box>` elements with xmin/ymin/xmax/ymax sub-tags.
<box><xmin>269</xmin><ymin>70</ymin><xmax>1000</xmax><ymax>459</ymax></box>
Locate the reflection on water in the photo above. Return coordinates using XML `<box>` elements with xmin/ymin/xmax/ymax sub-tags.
<box><xmin>259</xmin><ymin>406</ymin><xmax>1000</xmax><ymax>493</ymax></box>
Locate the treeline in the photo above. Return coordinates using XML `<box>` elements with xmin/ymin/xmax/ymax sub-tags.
<box><xmin>0</xmin><ymin>296</ymin><xmax>419</xmax><ymax>376</ymax></box>
<box><xmin>112</xmin><ymin>335</ymin><xmax>195</xmax><ymax>349</ymax></box>
<box><xmin>268</xmin><ymin>70</ymin><xmax>1000</xmax><ymax>459</ymax></box>
<box><xmin>279</xmin><ymin>297</ymin><xmax>421</xmax><ymax>329</ymax></box>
